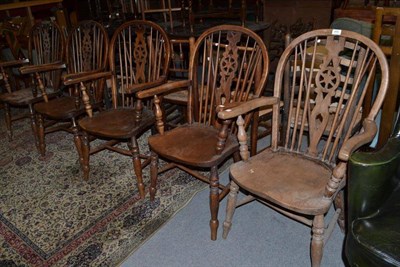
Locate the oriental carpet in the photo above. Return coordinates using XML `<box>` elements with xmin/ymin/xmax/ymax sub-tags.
<box><xmin>0</xmin><ymin>112</ymin><xmax>206</xmax><ymax>266</ymax></box>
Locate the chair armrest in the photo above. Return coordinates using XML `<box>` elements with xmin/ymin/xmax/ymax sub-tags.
<box><xmin>63</xmin><ymin>71</ymin><xmax>113</xmax><ymax>86</ymax></box>
<box><xmin>125</xmin><ymin>76</ymin><xmax>168</xmax><ymax>94</ymax></box>
<box><xmin>217</xmin><ymin>97</ymin><xmax>280</xmax><ymax>120</ymax></box>
<box><xmin>339</xmin><ymin>118</ymin><xmax>377</xmax><ymax>161</ymax></box>
<box><xmin>136</xmin><ymin>79</ymin><xmax>191</xmax><ymax>99</ymax></box>
<box><xmin>19</xmin><ymin>61</ymin><xmax>66</xmax><ymax>75</ymax></box>
<box><xmin>0</xmin><ymin>58</ymin><xmax>29</xmax><ymax>68</ymax></box>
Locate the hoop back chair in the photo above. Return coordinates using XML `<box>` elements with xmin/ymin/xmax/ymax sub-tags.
<box><xmin>137</xmin><ymin>25</ymin><xmax>269</xmax><ymax>240</ymax></box>
<box><xmin>31</xmin><ymin>20</ymin><xmax>109</xmax><ymax>157</ymax></box>
<box><xmin>1</xmin><ymin>21</ymin><xmax>64</xmax><ymax>144</ymax></box>
<box><xmin>64</xmin><ymin>20</ymin><xmax>171</xmax><ymax>198</ymax></box>
<box><xmin>221</xmin><ymin>29</ymin><xmax>389</xmax><ymax>267</ymax></box>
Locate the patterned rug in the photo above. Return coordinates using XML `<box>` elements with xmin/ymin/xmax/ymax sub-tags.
<box><xmin>0</xmin><ymin>111</ymin><xmax>206</xmax><ymax>266</ymax></box>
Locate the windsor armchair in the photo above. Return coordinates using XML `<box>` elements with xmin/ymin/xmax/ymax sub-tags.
<box><xmin>221</xmin><ymin>29</ymin><xmax>389</xmax><ymax>267</ymax></box>
<box><xmin>137</xmin><ymin>25</ymin><xmax>270</xmax><ymax>239</ymax></box>
<box><xmin>64</xmin><ymin>20</ymin><xmax>171</xmax><ymax>198</ymax></box>
<box><xmin>0</xmin><ymin>20</ymin><xmax>64</xmax><ymax>144</ymax></box>
<box><xmin>29</xmin><ymin>20</ymin><xmax>109</xmax><ymax>157</ymax></box>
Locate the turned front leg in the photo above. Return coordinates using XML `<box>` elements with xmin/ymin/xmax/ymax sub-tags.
<box><xmin>81</xmin><ymin>132</ymin><xmax>90</xmax><ymax>180</ymax></box>
<box><xmin>311</xmin><ymin>215</ymin><xmax>324</xmax><ymax>267</ymax></box>
<box><xmin>4</xmin><ymin>103</ymin><xmax>12</xmax><ymax>140</ymax></box>
<box><xmin>37</xmin><ymin>113</ymin><xmax>46</xmax><ymax>156</ymax></box>
<box><xmin>129</xmin><ymin>137</ymin><xmax>145</xmax><ymax>199</ymax></box>
<box><xmin>222</xmin><ymin>181</ymin><xmax>239</xmax><ymax>239</ymax></box>
<box><xmin>149</xmin><ymin>151</ymin><xmax>158</xmax><ymax>201</ymax></box>
<box><xmin>209</xmin><ymin>165</ymin><xmax>220</xmax><ymax>241</ymax></box>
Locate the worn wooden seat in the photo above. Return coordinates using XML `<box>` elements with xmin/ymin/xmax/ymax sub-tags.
<box><xmin>78</xmin><ymin>108</ymin><xmax>154</xmax><ymax>139</ymax></box>
<box><xmin>221</xmin><ymin>29</ymin><xmax>389</xmax><ymax>267</ymax></box>
<box><xmin>33</xmin><ymin>96</ymin><xmax>86</xmax><ymax>119</ymax></box>
<box><xmin>137</xmin><ymin>25</ymin><xmax>270</xmax><ymax>240</ymax></box>
<box><xmin>230</xmin><ymin>150</ymin><xmax>332</xmax><ymax>214</ymax></box>
<box><xmin>149</xmin><ymin>124</ymin><xmax>239</xmax><ymax>167</ymax></box>
<box><xmin>65</xmin><ymin>20</ymin><xmax>171</xmax><ymax>198</ymax></box>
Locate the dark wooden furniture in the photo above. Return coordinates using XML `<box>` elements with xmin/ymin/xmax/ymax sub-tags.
<box><xmin>345</xmin><ymin>111</ymin><xmax>400</xmax><ymax>267</ymax></box>
<box><xmin>188</xmin><ymin>0</ymin><xmax>263</xmax><ymax>29</ymax></box>
<box><xmin>370</xmin><ymin>7</ymin><xmax>400</xmax><ymax>148</ymax></box>
<box><xmin>28</xmin><ymin>20</ymin><xmax>109</xmax><ymax>157</ymax></box>
<box><xmin>221</xmin><ymin>29</ymin><xmax>389</xmax><ymax>267</ymax></box>
<box><xmin>162</xmin><ymin>36</ymin><xmax>195</xmax><ymax>128</ymax></box>
<box><xmin>64</xmin><ymin>20</ymin><xmax>171</xmax><ymax>198</ymax></box>
<box><xmin>137</xmin><ymin>25</ymin><xmax>270</xmax><ymax>240</ymax></box>
<box><xmin>0</xmin><ymin>20</ymin><xmax>64</xmax><ymax>144</ymax></box>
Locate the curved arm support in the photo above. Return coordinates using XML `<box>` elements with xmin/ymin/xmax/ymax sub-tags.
<box><xmin>339</xmin><ymin>118</ymin><xmax>378</xmax><ymax>161</ymax></box>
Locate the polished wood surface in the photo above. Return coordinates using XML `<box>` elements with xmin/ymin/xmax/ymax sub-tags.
<box><xmin>222</xmin><ymin>29</ymin><xmax>389</xmax><ymax>267</ymax></box>
<box><xmin>0</xmin><ymin>20</ymin><xmax>64</xmax><ymax>144</ymax></box>
<box><xmin>71</xmin><ymin>20</ymin><xmax>171</xmax><ymax>198</ymax></box>
<box><xmin>141</xmin><ymin>25</ymin><xmax>269</xmax><ymax>240</ymax></box>
<box><xmin>33</xmin><ymin>20</ymin><xmax>109</xmax><ymax>156</ymax></box>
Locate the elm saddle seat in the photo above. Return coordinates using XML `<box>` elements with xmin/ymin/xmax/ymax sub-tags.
<box><xmin>148</xmin><ymin>124</ymin><xmax>239</xmax><ymax>167</ymax></box>
<box><xmin>345</xmin><ymin>112</ymin><xmax>400</xmax><ymax>267</ymax></box>
<box><xmin>78</xmin><ymin>108</ymin><xmax>154</xmax><ymax>139</ymax></box>
<box><xmin>33</xmin><ymin>96</ymin><xmax>86</xmax><ymax>119</ymax></box>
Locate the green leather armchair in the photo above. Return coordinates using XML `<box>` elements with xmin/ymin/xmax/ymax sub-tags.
<box><xmin>345</xmin><ymin>112</ymin><xmax>400</xmax><ymax>266</ymax></box>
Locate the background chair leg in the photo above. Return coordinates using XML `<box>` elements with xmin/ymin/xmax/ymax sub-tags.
<box><xmin>4</xmin><ymin>103</ymin><xmax>12</xmax><ymax>141</ymax></box>
<box><xmin>129</xmin><ymin>137</ymin><xmax>145</xmax><ymax>199</ymax></box>
<box><xmin>209</xmin><ymin>166</ymin><xmax>219</xmax><ymax>241</ymax></box>
<box><xmin>37</xmin><ymin>114</ymin><xmax>46</xmax><ymax>156</ymax></box>
<box><xmin>28</xmin><ymin>105</ymin><xmax>39</xmax><ymax>151</ymax></box>
<box><xmin>149</xmin><ymin>151</ymin><xmax>158</xmax><ymax>201</ymax></box>
<box><xmin>72</xmin><ymin>123</ymin><xmax>83</xmax><ymax>169</ymax></box>
<box><xmin>334</xmin><ymin>190</ymin><xmax>345</xmax><ymax>232</ymax></box>
<box><xmin>311</xmin><ymin>215</ymin><xmax>324</xmax><ymax>267</ymax></box>
<box><xmin>81</xmin><ymin>132</ymin><xmax>90</xmax><ymax>180</ymax></box>
<box><xmin>222</xmin><ymin>181</ymin><xmax>239</xmax><ymax>239</ymax></box>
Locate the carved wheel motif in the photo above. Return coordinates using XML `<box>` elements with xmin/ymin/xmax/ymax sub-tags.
<box><xmin>315</xmin><ymin>66</ymin><xmax>341</xmax><ymax>94</ymax></box>
<box><xmin>220</xmin><ymin>54</ymin><xmax>238</xmax><ymax>76</ymax></box>
<box><xmin>134</xmin><ymin>44</ymin><xmax>147</xmax><ymax>63</ymax></box>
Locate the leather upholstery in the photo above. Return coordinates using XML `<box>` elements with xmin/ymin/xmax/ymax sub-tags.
<box><xmin>345</xmin><ymin>112</ymin><xmax>400</xmax><ymax>266</ymax></box>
